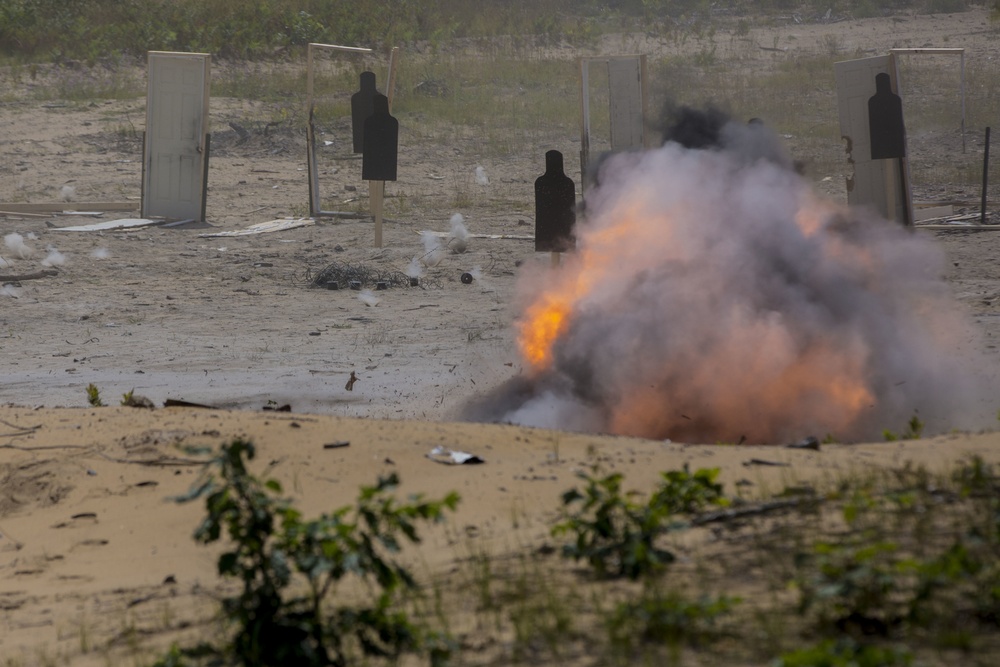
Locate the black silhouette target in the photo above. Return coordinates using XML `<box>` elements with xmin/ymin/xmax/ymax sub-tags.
<box><xmin>534</xmin><ymin>150</ymin><xmax>576</xmax><ymax>253</ymax></box>
<box><xmin>868</xmin><ymin>72</ymin><xmax>906</xmax><ymax>160</ymax></box>
<box><xmin>351</xmin><ymin>71</ymin><xmax>378</xmax><ymax>154</ymax></box>
<box><xmin>362</xmin><ymin>95</ymin><xmax>398</xmax><ymax>182</ymax></box>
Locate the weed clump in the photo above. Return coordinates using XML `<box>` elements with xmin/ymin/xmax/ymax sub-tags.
<box><xmin>160</xmin><ymin>438</ymin><xmax>459</xmax><ymax>667</ymax></box>
<box><xmin>553</xmin><ymin>464</ymin><xmax>727</xmax><ymax>579</ymax></box>
<box><xmin>85</xmin><ymin>383</ymin><xmax>104</xmax><ymax>407</ymax></box>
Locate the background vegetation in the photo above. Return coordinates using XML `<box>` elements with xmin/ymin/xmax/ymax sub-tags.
<box><xmin>0</xmin><ymin>0</ymin><xmax>995</xmax><ymax>63</ymax></box>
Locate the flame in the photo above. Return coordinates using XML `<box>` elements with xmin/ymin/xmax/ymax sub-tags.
<box><xmin>513</xmin><ymin>161</ymin><xmax>884</xmax><ymax>441</ymax></box>
<box><xmin>794</xmin><ymin>197</ymin><xmax>824</xmax><ymax>237</ymax></box>
<box><xmin>517</xmin><ymin>198</ymin><xmax>652</xmax><ymax>373</ymax></box>
<box><xmin>518</xmin><ymin>295</ymin><xmax>571</xmax><ymax>370</ymax></box>
<box><xmin>602</xmin><ymin>326</ymin><xmax>875</xmax><ymax>442</ymax></box>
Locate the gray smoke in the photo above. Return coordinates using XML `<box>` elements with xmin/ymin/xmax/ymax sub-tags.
<box><xmin>463</xmin><ymin>113</ymin><xmax>998</xmax><ymax>443</ymax></box>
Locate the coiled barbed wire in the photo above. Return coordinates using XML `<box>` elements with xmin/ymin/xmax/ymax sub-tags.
<box><xmin>307</xmin><ymin>261</ymin><xmax>440</xmax><ymax>289</ymax></box>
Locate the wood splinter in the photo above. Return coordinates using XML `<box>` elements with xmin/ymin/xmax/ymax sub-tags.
<box><xmin>0</xmin><ymin>269</ymin><xmax>58</xmax><ymax>282</ymax></box>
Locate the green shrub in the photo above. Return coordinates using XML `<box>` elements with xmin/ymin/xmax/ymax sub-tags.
<box><xmin>86</xmin><ymin>383</ymin><xmax>104</xmax><ymax>407</ymax></box>
<box><xmin>553</xmin><ymin>465</ymin><xmax>726</xmax><ymax>579</ymax></box>
<box><xmin>607</xmin><ymin>587</ymin><xmax>740</xmax><ymax>651</ymax></box>
<box><xmin>795</xmin><ymin>537</ymin><xmax>909</xmax><ymax>636</ymax></box>
<box><xmin>882</xmin><ymin>414</ymin><xmax>924</xmax><ymax>442</ymax></box>
<box><xmin>168</xmin><ymin>438</ymin><xmax>459</xmax><ymax>666</ymax></box>
<box><xmin>772</xmin><ymin>638</ymin><xmax>913</xmax><ymax>666</ymax></box>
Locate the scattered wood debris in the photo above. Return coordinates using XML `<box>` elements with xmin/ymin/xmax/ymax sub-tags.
<box><xmin>345</xmin><ymin>371</ymin><xmax>359</xmax><ymax>391</ymax></box>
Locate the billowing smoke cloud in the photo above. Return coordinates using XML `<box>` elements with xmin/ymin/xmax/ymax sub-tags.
<box><xmin>463</xmin><ymin>107</ymin><xmax>999</xmax><ymax>443</ymax></box>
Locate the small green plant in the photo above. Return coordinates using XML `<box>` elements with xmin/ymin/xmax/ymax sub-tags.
<box><xmin>772</xmin><ymin>637</ymin><xmax>913</xmax><ymax>666</ymax></box>
<box><xmin>554</xmin><ymin>467</ymin><xmax>670</xmax><ymax>579</ymax></box>
<box><xmin>167</xmin><ymin>439</ymin><xmax>459</xmax><ymax>666</ymax></box>
<box><xmin>85</xmin><ymin>383</ymin><xmax>104</xmax><ymax>407</ymax></box>
<box><xmin>884</xmin><ymin>414</ymin><xmax>924</xmax><ymax>442</ymax></box>
<box><xmin>607</xmin><ymin>586</ymin><xmax>740</xmax><ymax>653</ymax></box>
<box><xmin>952</xmin><ymin>455</ymin><xmax>997</xmax><ymax>496</ymax></box>
<box><xmin>657</xmin><ymin>466</ymin><xmax>728</xmax><ymax>514</ymax></box>
<box><xmin>553</xmin><ymin>465</ymin><xmax>726</xmax><ymax>579</ymax></box>
<box><xmin>795</xmin><ymin>536</ymin><xmax>908</xmax><ymax>636</ymax></box>
<box><xmin>506</xmin><ymin>558</ymin><xmax>577</xmax><ymax>661</ymax></box>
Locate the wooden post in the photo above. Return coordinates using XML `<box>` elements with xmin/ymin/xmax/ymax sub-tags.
<box><xmin>579</xmin><ymin>58</ymin><xmax>590</xmax><ymax>181</ymax></box>
<box><xmin>640</xmin><ymin>54</ymin><xmax>650</xmax><ymax>148</ymax></box>
<box><xmin>983</xmin><ymin>127</ymin><xmax>991</xmax><ymax>226</ymax></box>
<box><xmin>961</xmin><ymin>49</ymin><xmax>967</xmax><ymax>153</ymax></box>
<box><xmin>371</xmin><ymin>180</ymin><xmax>385</xmax><ymax>247</ymax></box>
<box><xmin>386</xmin><ymin>46</ymin><xmax>399</xmax><ymax>111</ymax></box>
<box><xmin>884</xmin><ymin>162</ymin><xmax>897</xmax><ymax>223</ymax></box>
<box><xmin>374</xmin><ymin>46</ymin><xmax>398</xmax><ymax>248</ymax></box>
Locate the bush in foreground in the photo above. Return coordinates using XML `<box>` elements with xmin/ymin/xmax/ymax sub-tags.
<box><xmin>159</xmin><ymin>439</ymin><xmax>458</xmax><ymax>667</ymax></box>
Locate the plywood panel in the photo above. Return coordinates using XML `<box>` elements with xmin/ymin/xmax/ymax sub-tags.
<box><xmin>608</xmin><ymin>58</ymin><xmax>644</xmax><ymax>151</ymax></box>
<box><xmin>834</xmin><ymin>56</ymin><xmax>911</xmax><ymax>225</ymax></box>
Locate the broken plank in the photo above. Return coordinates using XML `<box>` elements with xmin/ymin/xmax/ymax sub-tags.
<box><xmin>916</xmin><ymin>224</ymin><xmax>1000</xmax><ymax>231</ymax></box>
<box><xmin>51</xmin><ymin>218</ymin><xmax>162</xmax><ymax>232</ymax></box>
<box><xmin>419</xmin><ymin>231</ymin><xmax>534</xmax><ymax>240</ymax></box>
<box><xmin>0</xmin><ymin>269</ymin><xmax>59</xmax><ymax>282</ymax></box>
<box><xmin>0</xmin><ymin>202</ymin><xmax>136</xmax><ymax>213</ymax></box>
<box><xmin>0</xmin><ymin>210</ymin><xmax>52</xmax><ymax>218</ymax></box>
<box><xmin>198</xmin><ymin>218</ymin><xmax>315</xmax><ymax>237</ymax></box>
<box><xmin>913</xmin><ymin>205</ymin><xmax>954</xmax><ymax>222</ymax></box>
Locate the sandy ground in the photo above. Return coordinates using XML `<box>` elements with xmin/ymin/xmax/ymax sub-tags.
<box><xmin>2</xmin><ymin>8</ymin><xmax>1000</xmax><ymax>665</ymax></box>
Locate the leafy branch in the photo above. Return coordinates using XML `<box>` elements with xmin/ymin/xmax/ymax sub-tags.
<box><xmin>168</xmin><ymin>438</ymin><xmax>459</xmax><ymax>667</ymax></box>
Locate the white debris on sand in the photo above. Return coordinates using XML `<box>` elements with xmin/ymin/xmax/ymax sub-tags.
<box><xmin>4</xmin><ymin>233</ymin><xmax>34</xmax><ymax>259</ymax></box>
<box><xmin>474</xmin><ymin>165</ymin><xmax>490</xmax><ymax>185</ymax></box>
<box><xmin>449</xmin><ymin>213</ymin><xmax>469</xmax><ymax>253</ymax></box>
<box><xmin>358</xmin><ymin>289</ymin><xmax>380</xmax><ymax>307</ymax></box>
<box><xmin>418</xmin><ymin>231</ymin><xmax>445</xmax><ymax>267</ymax></box>
<box><xmin>406</xmin><ymin>256</ymin><xmax>425</xmax><ymax>279</ymax></box>
<box><xmin>41</xmin><ymin>247</ymin><xmax>66</xmax><ymax>267</ymax></box>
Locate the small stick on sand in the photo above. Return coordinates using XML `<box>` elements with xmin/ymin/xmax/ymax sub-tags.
<box><xmin>0</xmin><ymin>269</ymin><xmax>59</xmax><ymax>282</ymax></box>
<box><xmin>0</xmin><ymin>522</ymin><xmax>24</xmax><ymax>550</ymax></box>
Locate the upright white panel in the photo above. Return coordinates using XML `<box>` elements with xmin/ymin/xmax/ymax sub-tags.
<box><xmin>834</xmin><ymin>56</ymin><xmax>911</xmax><ymax>225</ymax></box>
<box><xmin>608</xmin><ymin>58</ymin><xmax>644</xmax><ymax>152</ymax></box>
<box><xmin>144</xmin><ymin>52</ymin><xmax>210</xmax><ymax>221</ymax></box>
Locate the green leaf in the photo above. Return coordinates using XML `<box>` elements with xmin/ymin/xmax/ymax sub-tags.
<box><xmin>170</xmin><ymin>478</ymin><xmax>215</xmax><ymax>504</ymax></box>
<box><xmin>218</xmin><ymin>551</ymin><xmax>239</xmax><ymax>575</ymax></box>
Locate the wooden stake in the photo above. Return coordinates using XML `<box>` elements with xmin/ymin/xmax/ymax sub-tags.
<box><xmin>386</xmin><ymin>46</ymin><xmax>399</xmax><ymax>111</ymax></box>
<box><xmin>983</xmin><ymin>126</ymin><xmax>991</xmax><ymax>226</ymax></box>
<box><xmin>884</xmin><ymin>159</ymin><xmax>897</xmax><ymax>223</ymax></box>
<box><xmin>370</xmin><ymin>180</ymin><xmax>385</xmax><ymax>247</ymax></box>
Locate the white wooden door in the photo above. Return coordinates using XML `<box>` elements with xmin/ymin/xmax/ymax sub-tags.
<box><xmin>143</xmin><ymin>52</ymin><xmax>210</xmax><ymax>220</ymax></box>
<box><xmin>834</xmin><ymin>55</ymin><xmax>911</xmax><ymax>225</ymax></box>
<box><xmin>608</xmin><ymin>57</ymin><xmax>644</xmax><ymax>152</ymax></box>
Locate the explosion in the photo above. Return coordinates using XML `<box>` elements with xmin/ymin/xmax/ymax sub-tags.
<box><xmin>464</xmin><ymin>107</ymin><xmax>998</xmax><ymax>443</ymax></box>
